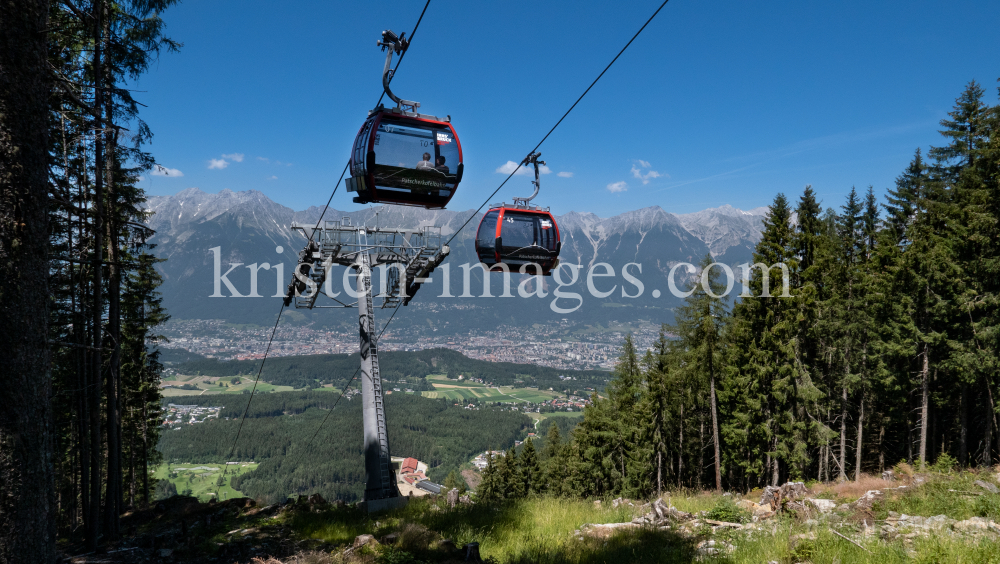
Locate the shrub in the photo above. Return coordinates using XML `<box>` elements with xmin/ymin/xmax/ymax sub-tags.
<box><xmin>704</xmin><ymin>497</ymin><xmax>750</xmax><ymax>524</ymax></box>
<box><xmin>931</xmin><ymin>453</ymin><xmax>958</xmax><ymax>474</ymax></box>
<box><xmin>975</xmin><ymin>494</ymin><xmax>1000</xmax><ymax>520</ymax></box>
<box><xmin>893</xmin><ymin>460</ymin><xmax>915</xmax><ymax>477</ymax></box>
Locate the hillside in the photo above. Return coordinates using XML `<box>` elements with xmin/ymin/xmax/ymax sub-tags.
<box><xmin>62</xmin><ymin>466</ymin><xmax>1000</xmax><ymax>563</ymax></box>
<box><xmin>157</xmin><ymin>392</ymin><xmax>533</xmax><ymax>504</ymax></box>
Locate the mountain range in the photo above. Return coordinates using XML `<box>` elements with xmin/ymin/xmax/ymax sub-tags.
<box><xmin>145</xmin><ymin>188</ymin><xmax>770</xmax><ymax>329</ymax></box>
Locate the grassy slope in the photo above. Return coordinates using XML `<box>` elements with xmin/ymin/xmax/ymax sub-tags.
<box><xmin>277</xmin><ymin>468</ymin><xmax>1000</xmax><ymax>564</ymax></box>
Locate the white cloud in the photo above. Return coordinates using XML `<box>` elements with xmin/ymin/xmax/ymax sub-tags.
<box><xmin>151</xmin><ymin>165</ymin><xmax>184</xmax><ymax>177</ymax></box>
<box><xmin>222</xmin><ymin>153</ymin><xmax>245</xmax><ymax>162</ymax></box>
<box><xmin>630</xmin><ymin>160</ymin><xmax>664</xmax><ymax>184</ymax></box>
<box><xmin>495</xmin><ymin>161</ymin><xmax>552</xmax><ymax>176</ymax></box>
<box><xmin>208</xmin><ymin>158</ymin><xmax>229</xmax><ymax>170</ymax></box>
<box><xmin>607</xmin><ymin>181</ymin><xmax>627</xmax><ymax>193</ymax></box>
<box><xmin>267</xmin><ymin>175</ymin><xmax>278</xmax><ymax>180</ymax></box>
<box><xmin>557</xmin><ymin>171</ymin><xmax>574</xmax><ymax>178</ymax></box>
<box><xmin>257</xmin><ymin>156</ymin><xmax>270</xmax><ymax>163</ymax></box>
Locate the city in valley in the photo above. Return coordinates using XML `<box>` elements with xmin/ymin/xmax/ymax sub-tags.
<box><xmin>160</xmin><ymin>316</ymin><xmax>664</xmax><ymax>371</ymax></box>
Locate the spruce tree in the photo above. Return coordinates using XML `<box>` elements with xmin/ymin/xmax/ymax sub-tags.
<box><xmin>502</xmin><ymin>447</ymin><xmax>525</xmax><ymax>499</ymax></box>
<box><xmin>640</xmin><ymin>339</ymin><xmax>671</xmax><ymax>496</ymax></box>
<box><xmin>670</xmin><ymin>254</ymin><xmax>729</xmax><ymax>490</ymax></box>
<box><xmin>542</xmin><ymin>424</ymin><xmax>566</xmax><ymax>494</ymax></box>
<box><xmin>520</xmin><ymin>438</ymin><xmax>542</xmax><ymax>495</ymax></box>
<box><xmin>721</xmin><ymin>193</ymin><xmax>799</xmax><ymax>486</ymax></box>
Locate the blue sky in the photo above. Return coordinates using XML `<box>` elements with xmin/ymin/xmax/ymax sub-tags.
<box><xmin>135</xmin><ymin>0</ymin><xmax>1000</xmax><ymax>217</ymax></box>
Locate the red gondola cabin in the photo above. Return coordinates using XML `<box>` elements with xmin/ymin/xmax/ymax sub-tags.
<box><xmin>346</xmin><ymin>107</ymin><xmax>463</xmax><ymax>209</ymax></box>
<box><xmin>475</xmin><ymin>205</ymin><xmax>561</xmax><ymax>275</ymax></box>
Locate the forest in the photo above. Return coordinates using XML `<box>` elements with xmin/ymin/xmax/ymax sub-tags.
<box><xmin>168</xmin><ymin>347</ymin><xmax>611</xmax><ymax>391</ymax></box>
<box><xmin>157</xmin><ymin>393</ymin><xmax>533</xmax><ymax>504</ymax></box>
<box><xmin>1</xmin><ymin>0</ymin><xmax>179</xmax><ymax>556</ymax></box>
<box><xmin>478</xmin><ymin>81</ymin><xmax>1000</xmax><ymax>500</ymax></box>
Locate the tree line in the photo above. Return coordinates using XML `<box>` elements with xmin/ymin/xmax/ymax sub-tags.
<box><xmin>1</xmin><ymin>0</ymin><xmax>178</xmax><ymax>558</ymax></box>
<box><xmin>497</xmin><ymin>81</ymin><xmax>1000</xmax><ymax>500</ymax></box>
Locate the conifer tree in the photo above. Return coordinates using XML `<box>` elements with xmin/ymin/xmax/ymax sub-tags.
<box><xmin>670</xmin><ymin>254</ymin><xmax>729</xmax><ymax>490</ymax></box>
<box><xmin>542</xmin><ymin>424</ymin><xmax>566</xmax><ymax>495</ymax></box>
<box><xmin>639</xmin><ymin>342</ymin><xmax>670</xmax><ymax>496</ymax></box>
<box><xmin>502</xmin><ymin>447</ymin><xmax>525</xmax><ymax>499</ymax></box>
<box><xmin>520</xmin><ymin>438</ymin><xmax>542</xmax><ymax>495</ymax></box>
<box><xmin>721</xmin><ymin>193</ymin><xmax>798</xmax><ymax>486</ymax></box>
<box><xmin>476</xmin><ymin>451</ymin><xmax>501</xmax><ymax>504</ymax></box>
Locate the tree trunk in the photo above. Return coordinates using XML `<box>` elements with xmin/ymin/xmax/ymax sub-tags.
<box><xmin>678</xmin><ymin>402</ymin><xmax>684</xmax><ymax>488</ymax></box>
<box><xmin>88</xmin><ymin>0</ymin><xmax>106</xmax><ymax>547</ymax></box>
<box><xmin>104</xmin><ymin>88</ymin><xmax>121</xmax><ymax>536</ymax></box>
<box><xmin>959</xmin><ymin>383</ymin><xmax>968</xmax><ymax>467</ymax></box>
<box><xmin>710</xmin><ymin>373</ymin><xmax>722</xmax><ymax>491</ymax></box>
<box><xmin>656</xmin><ymin>451</ymin><xmax>661</xmax><ymax>498</ymax></box>
<box><xmin>142</xmin><ymin>401</ymin><xmax>149</xmax><ymax>505</ymax></box>
<box><xmin>919</xmin><ymin>345</ymin><xmax>929</xmax><ymax>470</ymax></box>
<box><xmin>879</xmin><ymin>425</ymin><xmax>885</xmax><ymax>472</ymax></box>
<box><xmin>698</xmin><ymin>414</ymin><xmax>704</xmax><ymax>490</ymax></box>
<box><xmin>854</xmin><ymin>393</ymin><xmax>864</xmax><ymax>481</ymax></box>
<box><xmin>986</xmin><ymin>380</ymin><xmax>996</xmax><ymax>467</ymax></box>
<box><xmin>839</xmin><ymin>385</ymin><xmax>848</xmax><ymax>481</ymax></box>
<box><xmin>772</xmin><ymin>435</ymin><xmax>779</xmax><ymax>486</ymax></box>
<box><xmin>0</xmin><ymin>0</ymin><xmax>56</xmax><ymax>560</ymax></box>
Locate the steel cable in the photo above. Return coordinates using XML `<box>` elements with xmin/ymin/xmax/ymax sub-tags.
<box><xmin>444</xmin><ymin>0</ymin><xmax>672</xmax><ymax>247</ymax></box>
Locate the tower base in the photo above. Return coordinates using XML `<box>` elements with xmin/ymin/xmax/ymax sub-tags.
<box><xmin>361</xmin><ymin>496</ymin><xmax>409</xmax><ymax>514</ymax></box>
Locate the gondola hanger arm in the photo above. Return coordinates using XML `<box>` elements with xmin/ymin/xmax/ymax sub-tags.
<box><xmin>377</xmin><ymin>30</ymin><xmax>420</xmax><ymax>112</ymax></box>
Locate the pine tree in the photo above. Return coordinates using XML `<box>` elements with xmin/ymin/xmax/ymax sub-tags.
<box><xmin>476</xmin><ymin>451</ymin><xmax>501</xmax><ymax>504</ymax></box>
<box><xmin>722</xmin><ymin>193</ymin><xmax>799</xmax><ymax>487</ymax></box>
<box><xmin>502</xmin><ymin>447</ymin><xmax>525</xmax><ymax>499</ymax></box>
<box><xmin>639</xmin><ymin>340</ymin><xmax>670</xmax><ymax>496</ymax></box>
<box><xmin>542</xmin><ymin>424</ymin><xmax>566</xmax><ymax>495</ymax></box>
<box><xmin>520</xmin><ymin>438</ymin><xmax>542</xmax><ymax>495</ymax></box>
<box><xmin>0</xmin><ymin>0</ymin><xmax>56</xmax><ymax>559</ymax></box>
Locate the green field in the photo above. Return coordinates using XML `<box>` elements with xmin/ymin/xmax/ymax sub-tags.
<box><xmin>153</xmin><ymin>462</ymin><xmax>258</xmax><ymax>502</ymax></box>
<box><xmin>420</xmin><ymin>374</ymin><xmax>564</xmax><ymax>404</ymax></box>
<box><xmin>162</xmin><ymin>375</ymin><xmax>298</xmax><ymax>397</ymax></box>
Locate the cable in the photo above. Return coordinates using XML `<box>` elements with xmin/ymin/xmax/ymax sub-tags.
<box><xmin>376</xmin><ymin>0</ymin><xmax>431</xmax><ymax>108</ymax></box>
<box><xmin>310</xmin><ymin>0</ymin><xmax>432</xmax><ymax>241</ymax></box>
<box><xmin>299</xmin><ymin>0</ymin><xmax>671</xmax><ymax>454</ymax></box>
<box><xmin>217</xmin><ymin>2</ymin><xmax>432</xmax><ymax>481</ymax></box>
<box><xmin>445</xmin><ymin>0</ymin><xmax>672</xmax><ymax>247</ymax></box>
<box><xmin>220</xmin><ymin>304</ymin><xmax>285</xmax><ymax>482</ymax></box>
<box><xmin>308</xmin><ymin>162</ymin><xmax>350</xmax><ymax>242</ymax></box>
<box><xmin>293</xmin><ymin>298</ymin><xmax>404</xmax><ymax>462</ymax></box>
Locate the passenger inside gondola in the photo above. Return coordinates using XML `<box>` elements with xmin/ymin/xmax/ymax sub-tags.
<box><xmin>416</xmin><ymin>152</ymin><xmax>434</xmax><ymax>170</ymax></box>
<box><xmin>435</xmin><ymin>155</ymin><xmax>449</xmax><ymax>174</ymax></box>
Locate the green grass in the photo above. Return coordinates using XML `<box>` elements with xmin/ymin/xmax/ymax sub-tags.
<box><xmin>286</xmin><ymin>496</ymin><xmax>698</xmax><ymax>563</ymax></box>
<box><xmin>163</xmin><ymin>379</ymin><xmax>297</xmax><ymax>396</ymax></box>
<box><xmin>874</xmin><ymin>469</ymin><xmax>998</xmax><ymax>521</ymax></box>
<box><xmin>275</xmin><ymin>470</ymin><xmax>1000</xmax><ymax>564</ymax></box>
<box><xmin>422</xmin><ymin>375</ymin><xmax>565</xmax><ymax>405</ymax></box>
<box><xmin>153</xmin><ymin>462</ymin><xmax>257</xmax><ymax>502</ymax></box>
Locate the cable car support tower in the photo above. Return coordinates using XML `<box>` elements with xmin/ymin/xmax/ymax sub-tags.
<box><xmin>285</xmin><ymin>217</ymin><xmax>448</xmax><ymax>512</ymax></box>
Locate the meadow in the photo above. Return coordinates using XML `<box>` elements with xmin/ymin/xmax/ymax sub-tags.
<box><xmin>276</xmin><ymin>467</ymin><xmax>1000</xmax><ymax>564</ymax></box>
<box><xmin>419</xmin><ymin>374</ymin><xmax>567</xmax><ymax>405</ymax></box>
<box><xmin>152</xmin><ymin>461</ymin><xmax>258</xmax><ymax>503</ymax></box>
<box><xmin>161</xmin><ymin>373</ymin><xmax>299</xmax><ymax>396</ymax></box>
